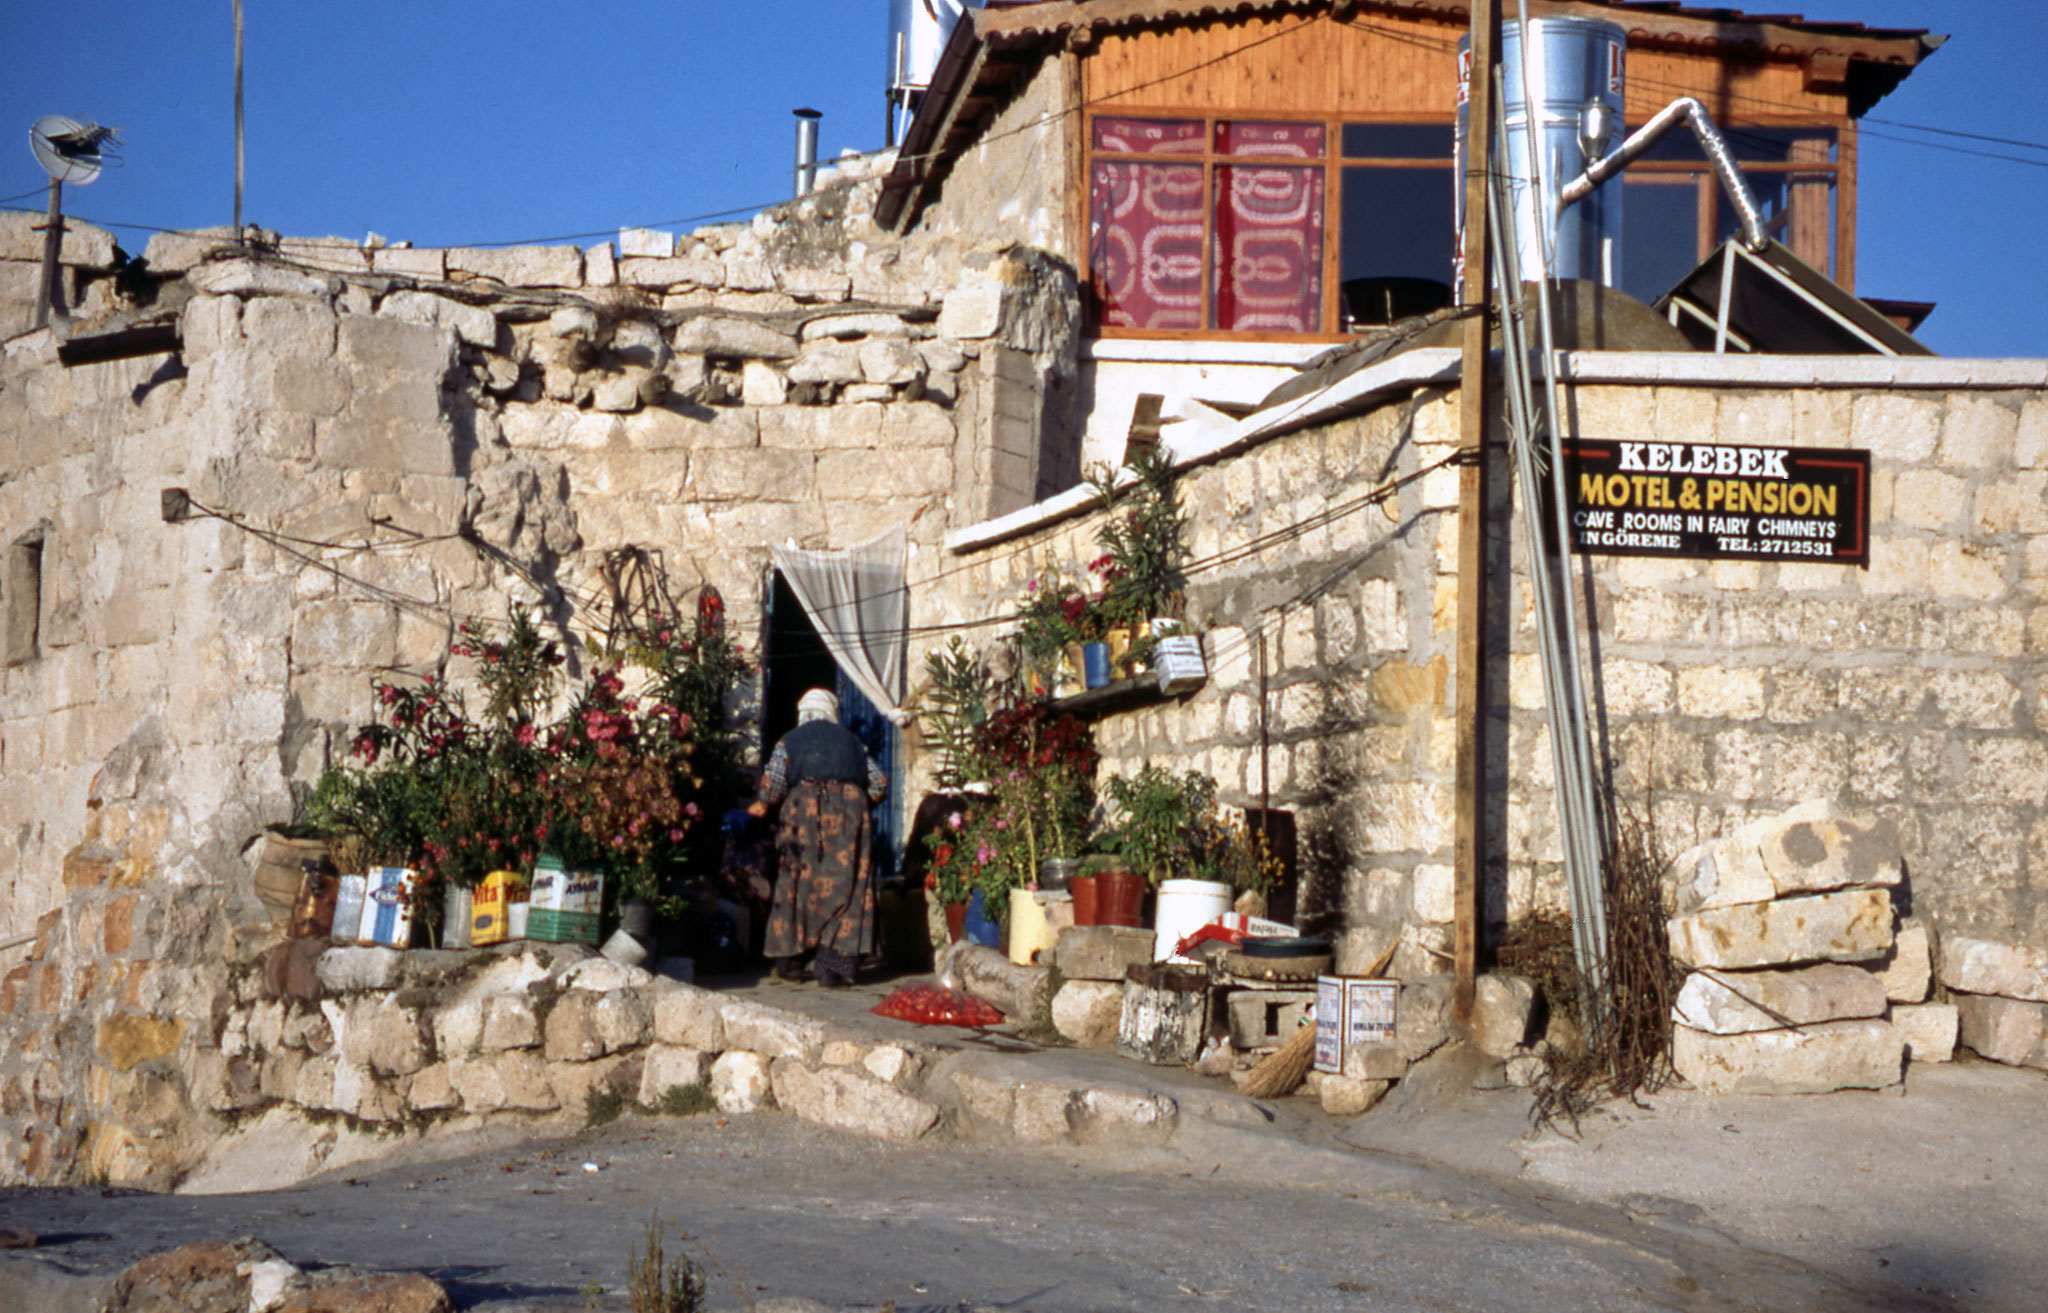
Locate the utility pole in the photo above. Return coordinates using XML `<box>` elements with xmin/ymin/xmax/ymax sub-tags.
<box><xmin>1453</xmin><ymin>0</ymin><xmax>1500</xmax><ymax>1025</ymax></box>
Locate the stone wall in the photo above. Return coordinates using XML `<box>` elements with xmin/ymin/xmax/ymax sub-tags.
<box><xmin>0</xmin><ymin>159</ymin><xmax>1086</xmax><ymax>1184</ymax></box>
<box><xmin>926</xmin><ymin>356</ymin><xmax>2048</xmax><ymax>974</ymax></box>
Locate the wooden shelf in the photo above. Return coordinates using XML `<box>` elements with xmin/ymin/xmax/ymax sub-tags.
<box><xmin>1048</xmin><ymin>673</ymin><xmax>1200</xmax><ymax>719</ymax></box>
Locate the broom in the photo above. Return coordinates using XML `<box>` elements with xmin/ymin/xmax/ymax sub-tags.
<box><xmin>1236</xmin><ymin>939</ymin><xmax>1398</xmax><ymax>1099</ymax></box>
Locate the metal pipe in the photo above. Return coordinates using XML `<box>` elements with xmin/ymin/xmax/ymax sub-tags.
<box><xmin>1559</xmin><ymin>96</ymin><xmax>1769</xmax><ymax>251</ymax></box>
<box><xmin>793</xmin><ymin>108</ymin><xmax>822</xmax><ymax>198</ymax></box>
<box><xmin>234</xmin><ymin>0</ymin><xmax>245</xmax><ymax>235</ymax></box>
<box><xmin>33</xmin><ymin>179</ymin><xmax>61</xmax><ymax>329</ymax></box>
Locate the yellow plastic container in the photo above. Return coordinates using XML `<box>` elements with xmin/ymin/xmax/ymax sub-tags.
<box><xmin>471</xmin><ymin>870</ymin><xmax>529</xmax><ymax>946</ymax></box>
<box><xmin>1007</xmin><ymin>888</ymin><xmax>1060</xmax><ymax>966</ymax></box>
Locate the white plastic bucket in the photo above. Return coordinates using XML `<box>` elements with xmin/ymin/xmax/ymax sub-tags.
<box><xmin>1153</xmin><ymin>879</ymin><xmax>1232</xmax><ymax>962</ymax></box>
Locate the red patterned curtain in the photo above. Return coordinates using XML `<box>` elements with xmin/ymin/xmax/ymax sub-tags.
<box><xmin>1089</xmin><ymin>118</ymin><xmax>1205</xmax><ymax>332</ymax></box>
<box><xmin>1212</xmin><ymin>122</ymin><xmax>1325</xmax><ymax>332</ymax></box>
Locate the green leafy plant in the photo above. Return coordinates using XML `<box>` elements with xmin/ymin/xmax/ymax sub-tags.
<box><xmin>1103</xmin><ymin>764</ymin><xmax>1272</xmax><ymax>894</ymax></box>
<box><xmin>655</xmin><ymin>1081</ymin><xmax>715</xmax><ymax>1117</ymax></box>
<box><xmin>628</xmin><ymin>1211</ymin><xmax>707</xmax><ymax>1313</ymax></box>
<box><xmin>917</xmin><ymin>636</ymin><xmax>994</xmax><ymax>789</ymax></box>
<box><xmin>585</xmin><ymin>1083</ymin><xmax>626</xmax><ymax>1128</ymax></box>
<box><xmin>1090</xmin><ymin>443</ymin><xmax>1189</xmax><ymax>624</ymax></box>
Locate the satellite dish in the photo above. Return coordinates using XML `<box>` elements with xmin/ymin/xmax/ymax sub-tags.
<box><xmin>29</xmin><ymin>115</ymin><xmax>120</xmax><ymax>186</ymax></box>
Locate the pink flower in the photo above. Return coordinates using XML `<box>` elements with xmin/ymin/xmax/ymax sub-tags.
<box><xmin>947</xmin><ymin>811</ymin><xmax>963</xmax><ymax>830</ymax></box>
<box><xmin>975</xmin><ymin>841</ymin><xmax>994</xmax><ymax>865</ymax></box>
<box><xmin>515</xmin><ymin>723</ymin><xmax>537</xmax><ymax>747</ymax></box>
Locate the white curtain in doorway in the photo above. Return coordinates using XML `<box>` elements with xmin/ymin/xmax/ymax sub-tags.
<box><xmin>770</xmin><ymin>526</ymin><xmax>909</xmax><ymax>722</ymax></box>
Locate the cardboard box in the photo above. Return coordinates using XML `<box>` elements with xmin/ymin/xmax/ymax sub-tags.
<box><xmin>1313</xmin><ymin>975</ymin><xmax>1401</xmax><ymax>1074</ymax></box>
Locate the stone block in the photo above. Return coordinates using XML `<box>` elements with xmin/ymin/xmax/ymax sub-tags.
<box><xmin>480</xmin><ymin>994</ymin><xmax>541</xmax><ymax>1051</ymax></box>
<box><xmin>1667</xmin><ymin>888</ymin><xmax>1894</xmax><ymax>970</ymax></box>
<box><xmin>721</xmin><ymin>999</ymin><xmax>826</xmax><ymax>1062</ymax></box>
<box><xmin>1318</xmin><ymin>1075</ymin><xmax>1392</xmax><ymax>1117</ymax></box>
<box><xmin>1397</xmin><ymin>975</ymin><xmax>1455</xmax><ymax>1062</ymax></box>
<box><xmin>339</xmin><ymin>997</ymin><xmax>429</xmax><ymax>1076</ymax></box>
<box><xmin>1875</xmin><ymin>918</ymin><xmax>1934</xmax><ymax>1003</ymax></box>
<box><xmin>98</xmin><ymin>1014</ymin><xmax>183</xmax><ymax>1071</ymax></box>
<box><xmin>802</xmin><ymin>311</ymin><xmax>912</xmax><ymax>341</ymax></box>
<box><xmin>449</xmin><ymin>245</ymin><xmax>583</xmax><ymax>286</ymax></box>
<box><xmin>769</xmin><ymin>1060</ymin><xmax>941</xmax><ymax>1143</ymax></box>
<box><xmin>741</xmin><ymin>360</ymin><xmax>788</xmax><ymax>405</ymax></box>
<box><xmin>1672</xmin><ymin>1019</ymin><xmax>1904</xmax><ymax>1094</ymax></box>
<box><xmin>547</xmin><ymin>1051</ymin><xmax>643</xmax><ymax>1112</ymax></box>
<box><xmin>542</xmin><ymin>990</ymin><xmax>650</xmax><ymax>1061</ymax></box>
<box><xmin>862</xmin><ymin>1044</ymin><xmax>921</xmax><ymax>1087</ymax></box>
<box><xmin>449</xmin><ymin>1050</ymin><xmax>558</xmax><ymax>1113</ymax></box>
<box><xmin>858</xmin><ymin>337</ymin><xmax>924</xmax><ymax>386</ymax></box>
<box><xmin>786</xmin><ymin>340</ymin><xmax>863</xmax><ymax>386</ymax></box>
<box><xmin>621</xmin><ymin>255</ymin><xmax>724</xmax><ymax>287</ymax></box>
<box><xmin>939</xmin><ymin>280</ymin><xmax>1001</xmax><ymax>339</ymax></box>
<box><xmin>651</xmin><ymin>981</ymin><xmax>726</xmax><ymax>1050</ymax></box>
<box><xmin>1075</xmin><ymin>1086</ymin><xmax>1177</xmax><ymax>1147</ymax></box>
<box><xmin>558</xmin><ymin>956</ymin><xmax>654</xmax><ymax>993</ymax></box>
<box><xmin>1666</xmin><ymin>836</ymin><xmax>1777</xmax><ymax>915</ymax></box>
<box><xmin>189</xmin><ymin>259</ymin><xmax>333</xmax><ymax>299</ymax></box>
<box><xmin>1892</xmin><ymin>1002</ymin><xmax>1958</xmax><ymax>1063</ymax></box>
<box><xmin>776</xmin><ymin>266</ymin><xmax>851</xmax><ymax>301</ymax></box>
<box><xmin>619</xmin><ymin>228</ymin><xmax>674</xmax><ymax>258</ymax></box>
<box><xmin>1753</xmin><ymin>804</ymin><xmax>1903</xmax><ymax>895</ymax></box>
<box><xmin>431</xmin><ymin>997</ymin><xmax>485</xmax><ymax>1060</ymax></box>
<box><xmin>1051</xmin><ymin>926</ymin><xmax>1153</xmax><ymax>981</ymax></box>
<box><xmin>408</xmin><ymin>1062</ymin><xmax>458</xmax><ymax>1112</ymax></box>
<box><xmin>1341</xmin><ymin>1044</ymin><xmax>1410</xmax><ymax>1081</ymax></box>
<box><xmin>1225</xmin><ymin>988</ymin><xmax>1316</xmax><ymax>1051</ymax></box>
<box><xmin>638</xmin><ymin>1045</ymin><xmax>713</xmax><ymax>1106</ymax></box>
<box><xmin>369</xmin><ymin>245</ymin><xmax>446</xmax><ymax>278</ymax></box>
<box><xmin>710</xmin><ymin>1050</ymin><xmax>774</xmax><ymax>1114</ymax></box>
<box><xmin>671</xmin><ymin>316</ymin><xmax>798</xmax><ymax>360</ymax></box>
<box><xmin>1052</xmin><ymin>979</ymin><xmax>1124</xmax><ymax>1047</ymax></box>
<box><xmin>1673</xmin><ymin>964</ymin><xmax>1889</xmax><ymax>1035</ymax></box>
<box><xmin>1954</xmin><ymin>992</ymin><xmax>2048</xmax><ymax>1069</ymax></box>
<box><xmin>1473</xmin><ymin>973</ymin><xmax>1536</xmax><ymax>1058</ymax></box>
<box><xmin>1941</xmin><ymin>935</ymin><xmax>2048</xmax><ymax>1003</ymax></box>
<box><xmin>379</xmin><ymin>290</ymin><xmax>498</xmax><ymax>348</ymax></box>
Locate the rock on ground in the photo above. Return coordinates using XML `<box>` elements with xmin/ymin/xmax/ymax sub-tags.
<box><xmin>1892</xmin><ymin>1002</ymin><xmax>1959</xmax><ymax>1063</ymax></box>
<box><xmin>1051</xmin><ymin>979</ymin><xmax>1122</xmax><ymax>1047</ymax></box>
<box><xmin>1954</xmin><ymin>992</ymin><xmax>2048</xmax><ymax>1070</ymax></box>
<box><xmin>1942</xmin><ymin>936</ymin><xmax>2048</xmax><ymax>1004</ymax></box>
<box><xmin>1667</xmin><ymin>888</ymin><xmax>1894</xmax><ymax>970</ymax></box>
<box><xmin>1672</xmin><ymin>964</ymin><xmax>1888</xmax><ymax>1035</ymax></box>
<box><xmin>1672</xmin><ymin>1018</ymin><xmax>1905</xmax><ymax>1095</ymax></box>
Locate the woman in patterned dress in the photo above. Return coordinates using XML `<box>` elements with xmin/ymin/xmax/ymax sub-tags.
<box><xmin>754</xmin><ymin>688</ymin><xmax>888</xmax><ymax>986</ymax></box>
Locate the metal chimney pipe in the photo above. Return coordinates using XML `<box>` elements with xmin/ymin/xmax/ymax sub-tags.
<box><xmin>792</xmin><ymin>108</ymin><xmax>822</xmax><ymax>198</ymax></box>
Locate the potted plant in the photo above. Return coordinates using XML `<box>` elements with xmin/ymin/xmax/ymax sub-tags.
<box><xmin>1090</xmin><ymin>444</ymin><xmax>1190</xmax><ymax>650</ymax></box>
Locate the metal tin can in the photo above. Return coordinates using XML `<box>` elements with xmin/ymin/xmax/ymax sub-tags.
<box><xmin>470</xmin><ymin>870</ymin><xmax>529</xmax><ymax>946</ymax></box>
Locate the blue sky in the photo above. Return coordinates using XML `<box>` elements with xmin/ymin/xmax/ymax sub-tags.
<box><xmin>3</xmin><ymin>1</ymin><xmax>2044</xmax><ymax>356</ymax></box>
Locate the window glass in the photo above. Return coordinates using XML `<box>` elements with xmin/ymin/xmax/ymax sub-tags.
<box><xmin>1092</xmin><ymin>117</ymin><xmax>1205</xmax><ymax>155</ymax></box>
<box><xmin>1090</xmin><ymin>160</ymin><xmax>1207</xmax><ymax>331</ymax></box>
<box><xmin>1619</xmin><ymin>176</ymin><xmax>1702</xmax><ymax>304</ymax></box>
<box><xmin>1341</xmin><ymin>123</ymin><xmax>1455</xmax><ymax>160</ymax></box>
<box><xmin>1216</xmin><ymin>121</ymin><xmax>1327</xmax><ymax>158</ymax></box>
<box><xmin>1338</xmin><ymin>165</ymin><xmax>1455</xmax><ymax>324</ymax></box>
<box><xmin>1212</xmin><ymin>165</ymin><xmax>1325</xmax><ymax>332</ymax></box>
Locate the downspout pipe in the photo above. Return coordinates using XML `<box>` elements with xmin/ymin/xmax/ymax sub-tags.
<box><xmin>1559</xmin><ymin>96</ymin><xmax>1770</xmax><ymax>251</ymax></box>
<box><xmin>793</xmin><ymin>108</ymin><xmax>822</xmax><ymax>198</ymax></box>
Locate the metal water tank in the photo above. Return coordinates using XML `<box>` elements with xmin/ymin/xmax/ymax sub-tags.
<box><xmin>887</xmin><ymin>0</ymin><xmax>986</xmax><ymax>145</ymax></box>
<box><xmin>1456</xmin><ymin>17</ymin><xmax>1627</xmax><ymax>285</ymax></box>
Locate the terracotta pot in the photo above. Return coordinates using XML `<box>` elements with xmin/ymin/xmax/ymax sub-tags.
<box><xmin>944</xmin><ymin>901</ymin><xmax>969</xmax><ymax>942</ymax></box>
<box><xmin>1068</xmin><ymin>874</ymin><xmax>1099</xmax><ymax>926</ymax></box>
<box><xmin>1096</xmin><ymin>868</ymin><xmax>1146</xmax><ymax>928</ymax></box>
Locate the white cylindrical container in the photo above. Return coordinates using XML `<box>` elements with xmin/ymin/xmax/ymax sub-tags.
<box><xmin>1456</xmin><ymin>16</ymin><xmax>1627</xmax><ymax>286</ymax></box>
<box><xmin>1153</xmin><ymin>879</ymin><xmax>1233</xmax><ymax>962</ymax></box>
<box><xmin>506</xmin><ymin>901</ymin><xmax>529</xmax><ymax>941</ymax></box>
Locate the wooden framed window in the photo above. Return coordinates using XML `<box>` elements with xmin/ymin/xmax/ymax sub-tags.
<box><xmin>1088</xmin><ymin>113</ymin><xmax>1454</xmax><ymax>339</ymax></box>
<box><xmin>1617</xmin><ymin>125</ymin><xmax>1842</xmax><ymax>304</ymax></box>
<box><xmin>1086</xmin><ymin>110</ymin><xmax>1845</xmax><ymax>337</ymax></box>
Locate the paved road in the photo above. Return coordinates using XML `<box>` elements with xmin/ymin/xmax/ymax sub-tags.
<box><xmin>0</xmin><ymin>1107</ymin><xmax>1955</xmax><ymax>1312</ymax></box>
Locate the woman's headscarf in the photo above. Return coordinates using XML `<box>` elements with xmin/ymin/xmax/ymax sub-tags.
<box><xmin>796</xmin><ymin>687</ymin><xmax>839</xmax><ymax>725</ymax></box>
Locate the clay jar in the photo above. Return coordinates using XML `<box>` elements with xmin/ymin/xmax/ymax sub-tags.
<box><xmin>944</xmin><ymin>902</ymin><xmax>969</xmax><ymax>942</ymax></box>
<box><xmin>1095</xmin><ymin>868</ymin><xmax>1146</xmax><ymax>928</ymax></box>
<box><xmin>1068</xmin><ymin>874</ymin><xmax>1099</xmax><ymax>926</ymax></box>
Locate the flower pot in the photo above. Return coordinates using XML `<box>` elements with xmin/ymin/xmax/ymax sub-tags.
<box><xmin>1008</xmin><ymin>888</ymin><xmax>1058</xmax><ymax>965</ymax></box>
<box><xmin>1081</xmin><ymin>642</ymin><xmax>1112</xmax><ymax>688</ymax></box>
<box><xmin>1068</xmin><ymin>874</ymin><xmax>1099</xmax><ymax>926</ymax></box>
<box><xmin>1152</xmin><ymin>878</ymin><xmax>1232</xmax><ymax>962</ymax></box>
<box><xmin>944</xmin><ymin>901</ymin><xmax>969</xmax><ymax>942</ymax></box>
<box><xmin>1038</xmin><ymin>857</ymin><xmax>1080</xmax><ymax>892</ymax></box>
<box><xmin>1096</xmin><ymin>868</ymin><xmax>1146</xmax><ymax>928</ymax></box>
<box><xmin>290</xmin><ymin>865</ymin><xmax>339</xmax><ymax>940</ymax></box>
<box><xmin>441</xmin><ymin>883</ymin><xmax>474</xmax><ymax>949</ymax></box>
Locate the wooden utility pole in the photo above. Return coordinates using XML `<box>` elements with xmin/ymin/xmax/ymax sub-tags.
<box><xmin>1452</xmin><ymin>0</ymin><xmax>1500</xmax><ymax>1025</ymax></box>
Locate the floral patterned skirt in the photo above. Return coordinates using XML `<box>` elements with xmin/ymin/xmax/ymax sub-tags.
<box><xmin>765</xmin><ymin>779</ymin><xmax>876</xmax><ymax>960</ymax></box>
